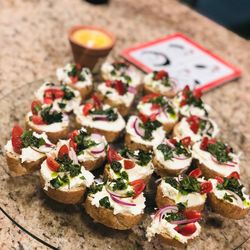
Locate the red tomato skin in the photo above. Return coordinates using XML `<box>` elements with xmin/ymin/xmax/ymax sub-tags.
<box><xmin>46</xmin><ymin>157</ymin><xmax>60</xmax><ymax>172</ymax></box>
<box><xmin>124</xmin><ymin>160</ymin><xmax>135</xmax><ymax>169</ymax></box>
<box><xmin>69</xmin><ymin>139</ymin><xmax>77</xmax><ymax>151</ymax></box>
<box><xmin>58</xmin><ymin>145</ymin><xmax>69</xmax><ymax>158</ymax></box>
<box><xmin>200</xmin><ymin>181</ymin><xmax>213</xmax><ymax>194</ymax></box>
<box><xmin>11</xmin><ymin>125</ymin><xmax>23</xmax><ymax>154</ymax></box>
<box><xmin>70</xmin><ymin>76</ymin><xmax>78</xmax><ymax>84</ymax></box>
<box><xmin>189</xmin><ymin>168</ymin><xmax>202</xmax><ymax>178</ymax></box>
<box><xmin>32</xmin><ymin>115</ymin><xmax>46</xmax><ymax>125</ymax></box>
<box><xmin>107</xmin><ymin>147</ymin><xmax>122</xmax><ymax>163</ymax></box>
<box><xmin>130</xmin><ymin>179</ymin><xmax>146</xmax><ymax>198</ymax></box>
<box><xmin>200</xmin><ymin>137</ymin><xmax>209</xmax><ymax>150</ymax></box>
<box><xmin>31</xmin><ymin>100</ymin><xmax>42</xmax><ymax>115</ymax></box>
<box><xmin>181</xmin><ymin>136</ymin><xmax>191</xmax><ymax>147</ymax></box>
<box><xmin>82</xmin><ymin>103</ymin><xmax>93</xmax><ymax>116</ymax></box>
<box><xmin>215</xmin><ymin>176</ymin><xmax>224</xmax><ymax>184</ymax></box>
<box><xmin>69</xmin><ymin>130</ymin><xmax>79</xmax><ymax>140</ymax></box>
<box><xmin>184</xmin><ymin>210</ymin><xmax>201</xmax><ymax>220</ymax></box>
<box><xmin>141</xmin><ymin>93</ymin><xmax>160</xmax><ymax>103</ymax></box>
<box><xmin>227</xmin><ymin>171</ymin><xmax>240</xmax><ymax>179</ymax></box>
<box><xmin>155</xmin><ymin>70</ymin><xmax>168</xmax><ymax>80</ymax></box>
<box><xmin>174</xmin><ymin>223</ymin><xmax>197</xmax><ymax>236</ymax></box>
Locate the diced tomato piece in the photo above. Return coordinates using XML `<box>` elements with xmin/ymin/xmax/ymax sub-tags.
<box><xmin>168</xmin><ymin>138</ymin><xmax>177</xmax><ymax>146</ymax></box>
<box><xmin>208</xmin><ymin>138</ymin><xmax>217</xmax><ymax>145</ymax></box>
<box><xmin>31</xmin><ymin>100</ymin><xmax>42</xmax><ymax>115</ymax></box>
<box><xmin>82</xmin><ymin>103</ymin><xmax>93</xmax><ymax>116</ymax></box>
<box><xmin>180</xmin><ymin>99</ymin><xmax>187</xmax><ymax>107</ymax></box>
<box><xmin>227</xmin><ymin>171</ymin><xmax>240</xmax><ymax>180</ymax></box>
<box><xmin>69</xmin><ymin>138</ymin><xmax>77</xmax><ymax>151</ymax></box>
<box><xmin>215</xmin><ymin>176</ymin><xmax>224</xmax><ymax>184</ymax></box>
<box><xmin>189</xmin><ymin>168</ymin><xmax>202</xmax><ymax>178</ymax></box>
<box><xmin>32</xmin><ymin>115</ymin><xmax>46</xmax><ymax>125</ymax></box>
<box><xmin>130</xmin><ymin>179</ymin><xmax>146</xmax><ymax>198</ymax></box>
<box><xmin>149</xmin><ymin>113</ymin><xmax>158</xmax><ymax>121</ymax></box>
<box><xmin>44</xmin><ymin>89</ymin><xmax>53</xmax><ymax>99</ymax></box>
<box><xmin>115</xmin><ymin>80</ymin><xmax>126</xmax><ymax>95</ymax></box>
<box><xmin>138</xmin><ymin>113</ymin><xmax>149</xmax><ymax>124</ymax></box>
<box><xmin>58</xmin><ymin>145</ymin><xmax>69</xmax><ymax>158</ymax></box>
<box><xmin>54</xmin><ymin>89</ymin><xmax>64</xmax><ymax>99</ymax></box>
<box><xmin>69</xmin><ymin>130</ymin><xmax>79</xmax><ymax>140</ymax></box>
<box><xmin>193</xmin><ymin>89</ymin><xmax>202</xmax><ymax>99</ymax></box>
<box><xmin>200</xmin><ymin>181</ymin><xmax>213</xmax><ymax>194</ymax></box>
<box><xmin>76</xmin><ymin>63</ymin><xmax>82</xmax><ymax>70</ymax></box>
<box><xmin>105</xmin><ymin>80</ymin><xmax>112</xmax><ymax>87</ymax></box>
<box><xmin>174</xmin><ymin>223</ymin><xmax>196</xmax><ymax>236</ymax></box>
<box><xmin>46</xmin><ymin>157</ymin><xmax>60</xmax><ymax>172</ymax></box>
<box><xmin>200</xmin><ymin>137</ymin><xmax>209</xmax><ymax>150</ymax></box>
<box><xmin>181</xmin><ymin>136</ymin><xmax>191</xmax><ymax>147</ymax></box>
<box><xmin>182</xmin><ymin>85</ymin><xmax>190</xmax><ymax>97</ymax></box>
<box><xmin>141</xmin><ymin>93</ymin><xmax>160</xmax><ymax>103</ymax></box>
<box><xmin>184</xmin><ymin>210</ymin><xmax>201</xmax><ymax>220</ymax></box>
<box><xmin>11</xmin><ymin>125</ymin><xmax>23</xmax><ymax>154</ymax></box>
<box><xmin>187</xmin><ymin>115</ymin><xmax>200</xmax><ymax>134</ymax></box>
<box><xmin>92</xmin><ymin>94</ymin><xmax>102</xmax><ymax>109</ymax></box>
<box><xmin>70</xmin><ymin>76</ymin><xmax>78</xmax><ymax>84</ymax></box>
<box><xmin>151</xmin><ymin>103</ymin><xmax>160</xmax><ymax>111</ymax></box>
<box><xmin>44</xmin><ymin>97</ymin><xmax>53</xmax><ymax>104</ymax></box>
<box><xmin>124</xmin><ymin>159</ymin><xmax>135</xmax><ymax>169</ymax></box>
<box><xmin>155</xmin><ymin>70</ymin><xmax>168</xmax><ymax>80</ymax></box>
<box><xmin>107</xmin><ymin>147</ymin><xmax>122</xmax><ymax>163</ymax></box>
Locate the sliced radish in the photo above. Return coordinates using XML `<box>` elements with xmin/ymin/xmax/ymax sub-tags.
<box><xmin>133</xmin><ymin>118</ymin><xmax>145</xmax><ymax>137</ymax></box>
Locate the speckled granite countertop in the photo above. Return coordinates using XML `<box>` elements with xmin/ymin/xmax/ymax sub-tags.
<box><xmin>0</xmin><ymin>0</ymin><xmax>250</xmax><ymax>249</ymax></box>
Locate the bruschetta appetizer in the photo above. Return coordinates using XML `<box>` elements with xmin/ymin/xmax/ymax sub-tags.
<box><xmin>192</xmin><ymin>137</ymin><xmax>240</xmax><ymax>179</ymax></box>
<box><xmin>125</xmin><ymin>115</ymin><xmax>165</xmax><ymax>152</ymax></box>
<box><xmin>96</xmin><ymin>79</ymin><xmax>136</xmax><ymax>116</ymax></box>
<box><xmin>74</xmin><ymin>96</ymin><xmax>126</xmax><ymax>143</ymax></box>
<box><xmin>85</xmin><ymin>178</ymin><xmax>146</xmax><ymax>230</ymax></box>
<box><xmin>143</xmin><ymin>70</ymin><xmax>176</xmax><ymax>98</ymax></box>
<box><xmin>56</xmin><ymin>63</ymin><xmax>93</xmax><ymax>99</ymax></box>
<box><xmin>5</xmin><ymin>125</ymin><xmax>54</xmax><ymax>176</ymax></box>
<box><xmin>35</xmin><ymin>82</ymin><xmax>81</xmax><ymax>112</ymax></box>
<box><xmin>137</xmin><ymin>94</ymin><xmax>179</xmax><ymax>133</ymax></box>
<box><xmin>173</xmin><ymin>85</ymin><xmax>210</xmax><ymax>117</ymax></box>
<box><xmin>65</xmin><ymin>128</ymin><xmax>107</xmax><ymax>171</ymax></box>
<box><xmin>40</xmin><ymin>144</ymin><xmax>94</xmax><ymax>204</ymax></box>
<box><xmin>146</xmin><ymin>204</ymin><xmax>202</xmax><ymax>248</ymax></box>
<box><xmin>156</xmin><ymin>169</ymin><xmax>211</xmax><ymax>211</ymax></box>
<box><xmin>153</xmin><ymin>137</ymin><xmax>192</xmax><ymax>177</ymax></box>
<box><xmin>208</xmin><ymin>173</ymin><xmax>250</xmax><ymax>219</ymax></box>
<box><xmin>101</xmin><ymin>61</ymin><xmax>142</xmax><ymax>90</ymax></box>
<box><xmin>104</xmin><ymin>147</ymin><xmax>154</xmax><ymax>183</ymax></box>
<box><xmin>25</xmin><ymin>100</ymin><xmax>70</xmax><ymax>143</ymax></box>
<box><xmin>173</xmin><ymin>115</ymin><xmax>219</xmax><ymax>144</ymax></box>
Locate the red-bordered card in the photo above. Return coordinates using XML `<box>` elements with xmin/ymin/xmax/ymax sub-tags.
<box><xmin>121</xmin><ymin>33</ymin><xmax>241</xmax><ymax>92</ymax></box>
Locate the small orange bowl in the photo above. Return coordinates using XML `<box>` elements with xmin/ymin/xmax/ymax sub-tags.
<box><xmin>68</xmin><ymin>25</ymin><xmax>116</xmax><ymax>71</ymax></box>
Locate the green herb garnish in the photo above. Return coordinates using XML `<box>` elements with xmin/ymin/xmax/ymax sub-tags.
<box><xmin>21</xmin><ymin>130</ymin><xmax>45</xmax><ymax>148</ymax></box>
<box><xmin>62</xmin><ymin>85</ymin><xmax>75</xmax><ymax>100</ymax></box>
<box><xmin>75</xmin><ymin>129</ymin><xmax>98</xmax><ymax>153</ymax></box>
<box><xmin>110</xmin><ymin>161</ymin><xmax>122</xmax><ymax>173</ymax></box>
<box><xmin>40</xmin><ymin>106</ymin><xmax>63</xmax><ymax>124</ymax></box>
<box><xmin>50</xmin><ymin>175</ymin><xmax>69</xmax><ymax>189</ymax></box>
<box><xmin>99</xmin><ymin>196</ymin><xmax>111</xmax><ymax>209</ymax></box>
<box><xmin>90</xmin><ymin>107</ymin><xmax>118</xmax><ymax>121</ymax></box>
<box><xmin>140</xmin><ymin>120</ymin><xmax>161</xmax><ymax>140</ymax></box>
<box><xmin>56</xmin><ymin>155</ymin><xmax>81</xmax><ymax>177</ymax></box>
<box><xmin>89</xmin><ymin>183</ymin><xmax>104</xmax><ymax>194</ymax></box>
<box><xmin>207</xmin><ymin>141</ymin><xmax>232</xmax><ymax>163</ymax></box>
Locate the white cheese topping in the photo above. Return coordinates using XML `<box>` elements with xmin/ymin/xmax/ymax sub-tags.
<box><xmin>210</xmin><ymin>179</ymin><xmax>250</xmax><ymax>208</ymax></box>
<box><xmin>137</xmin><ymin>101</ymin><xmax>178</xmax><ymax>125</ymax></box>
<box><xmin>4</xmin><ymin>132</ymin><xmax>54</xmax><ymax>163</ymax></box>
<box><xmin>101</xmin><ymin>62</ymin><xmax>141</xmax><ymax>88</ymax></box>
<box><xmin>192</xmin><ymin>141</ymin><xmax>240</xmax><ymax>177</ymax></box>
<box><xmin>56</xmin><ymin>64</ymin><xmax>93</xmax><ymax>88</ymax></box>
<box><xmin>74</xmin><ymin>104</ymin><xmax>126</xmax><ymax>132</ymax></box>
<box><xmin>175</xmin><ymin>117</ymin><xmax>219</xmax><ymax>143</ymax></box>
<box><xmin>89</xmin><ymin>185</ymin><xmax>145</xmax><ymax>215</ymax></box>
<box><xmin>146</xmin><ymin>218</ymin><xmax>201</xmax><ymax>243</ymax></box>
<box><xmin>35</xmin><ymin>82</ymin><xmax>81</xmax><ymax>113</ymax></box>
<box><xmin>144</xmin><ymin>72</ymin><xmax>175</xmax><ymax>94</ymax></box>
<box><xmin>97</xmin><ymin>82</ymin><xmax>135</xmax><ymax>107</ymax></box>
<box><xmin>153</xmin><ymin>140</ymin><xmax>192</xmax><ymax>171</ymax></box>
<box><xmin>126</xmin><ymin>115</ymin><xmax>165</xmax><ymax>147</ymax></box>
<box><xmin>159</xmin><ymin>179</ymin><xmax>206</xmax><ymax>207</ymax></box>
<box><xmin>27</xmin><ymin>111</ymin><xmax>69</xmax><ymax>133</ymax></box>
<box><xmin>107</xmin><ymin>158</ymin><xmax>154</xmax><ymax>182</ymax></box>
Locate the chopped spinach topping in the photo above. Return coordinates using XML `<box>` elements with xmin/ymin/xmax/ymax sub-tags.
<box><xmin>112</xmin><ymin>178</ymin><xmax>128</xmax><ymax>191</ymax></box>
<box><xmin>67</xmin><ymin>64</ymin><xmax>86</xmax><ymax>81</ymax></box>
<box><xmin>140</xmin><ymin>120</ymin><xmax>161</xmax><ymax>140</ymax></box>
<box><xmin>58</xmin><ymin>102</ymin><xmax>66</xmax><ymax>109</ymax></box>
<box><xmin>89</xmin><ymin>183</ymin><xmax>104</xmax><ymax>194</ymax></box>
<box><xmin>149</xmin><ymin>96</ymin><xmax>168</xmax><ymax>107</ymax></box>
<box><xmin>50</xmin><ymin>175</ymin><xmax>69</xmax><ymax>189</ymax></box>
<box><xmin>207</xmin><ymin>141</ymin><xmax>232</xmax><ymax>163</ymax></box>
<box><xmin>110</xmin><ymin>161</ymin><xmax>122</xmax><ymax>173</ymax></box>
<box><xmin>62</xmin><ymin>85</ymin><xmax>75</xmax><ymax>100</ymax></box>
<box><xmin>40</xmin><ymin>106</ymin><xmax>63</xmax><ymax>124</ymax></box>
<box><xmin>223</xmin><ymin>193</ymin><xmax>235</xmax><ymax>203</ymax></box>
<box><xmin>56</xmin><ymin>155</ymin><xmax>81</xmax><ymax>177</ymax></box>
<box><xmin>164</xmin><ymin>213</ymin><xmax>185</xmax><ymax>222</ymax></box>
<box><xmin>21</xmin><ymin>130</ymin><xmax>45</xmax><ymax>148</ymax></box>
<box><xmin>99</xmin><ymin>196</ymin><xmax>111</xmax><ymax>208</ymax></box>
<box><xmin>165</xmin><ymin>176</ymin><xmax>201</xmax><ymax>195</ymax></box>
<box><xmin>217</xmin><ymin>177</ymin><xmax>245</xmax><ymax>201</ymax></box>
<box><xmin>90</xmin><ymin>107</ymin><xmax>118</xmax><ymax>121</ymax></box>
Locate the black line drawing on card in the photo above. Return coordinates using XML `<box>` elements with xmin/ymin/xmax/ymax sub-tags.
<box><xmin>141</xmin><ymin>51</ymin><xmax>171</xmax><ymax>66</ymax></box>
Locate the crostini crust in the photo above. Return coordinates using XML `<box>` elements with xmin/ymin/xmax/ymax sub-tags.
<box><xmin>143</xmin><ymin>84</ymin><xmax>176</xmax><ymax>99</ymax></box>
<box><xmin>80</xmin><ymin>156</ymin><xmax>106</xmax><ymax>171</ymax></box>
<box><xmin>68</xmin><ymin>83</ymin><xmax>93</xmax><ymax>100</ymax></box>
<box><xmin>124</xmin><ymin>133</ymin><xmax>152</xmax><ymax>152</ymax></box>
<box><xmin>84</xmin><ymin>196</ymin><xmax>143</xmax><ymax>230</ymax></box>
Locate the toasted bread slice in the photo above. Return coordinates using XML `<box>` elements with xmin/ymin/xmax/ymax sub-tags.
<box><xmin>153</xmin><ymin>156</ymin><xmax>186</xmax><ymax>177</ymax></box>
<box><xmin>84</xmin><ymin>196</ymin><xmax>143</xmax><ymax>230</ymax></box>
<box><xmin>157</xmin><ymin>232</ymin><xmax>189</xmax><ymax>249</ymax></box>
<box><xmin>40</xmin><ymin>173</ymin><xmax>86</xmax><ymax>204</ymax></box>
<box><xmin>5</xmin><ymin>151</ymin><xmax>45</xmax><ymax>176</ymax></box>
<box><xmin>172</xmin><ymin>122</ymin><xmax>182</xmax><ymax>138</ymax></box>
<box><xmin>143</xmin><ymin>84</ymin><xmax>176</xmax><ymax>99</ymax></box>
<box><xmin>208</xmin><ymin>192</ymin><xmax>249</xmax><ymax>220</ymax></box>
<box><xmin>75</xmin><ymin>119</ymin><xmax>122</xmax><ymax>143</ymax></box>
<box><xmin>156</xmin><ymin>184</ymin><xmax>205</xmax><ymax>212</ymax></box>
<box><xmin>95</xmin><ymin>91</ymin><xmax>132</xmax><ymax>117</ymax></box>
<box><xmin>81</xmin><ymin>156</ymin><xmax>106</xmax><ymax>171</ymax></box>
<box><xmin>198</xmin><ymin>162</ymin><xmax>225</xmax><ymax>179</ymax></box>
<box><xmin>25</xmin><ymin>116</ymin><xmax>69</xmax><ymax>144</ymax></box>
<box><xmin>67</xmin><ymin>83</ymin><xmax>93</xmax><ymax>100</ymax></box>
<box><xmin>124</xmin><ymin>133</ymin><xmax>152</xmax><ymax>152</ymax></box>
